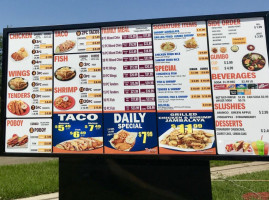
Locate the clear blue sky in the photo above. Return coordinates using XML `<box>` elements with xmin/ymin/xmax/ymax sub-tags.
<box><xmin>1</xmin><ymin>0</ymin><xmax>269</xmax><ymax>31</ymax></box>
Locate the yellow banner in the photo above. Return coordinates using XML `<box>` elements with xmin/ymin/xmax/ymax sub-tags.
<box><xmin>88</xmin><ymin>68</ymin><xmax>101</xmax><ymax>72</ymax></box>
<box><xmin>38</xmin><ymin>141</ymin><xmax>52</xmax><ymax>146</ymax></box>
<box><xmin>189</xmin><ymin>71</ymin><xmax>199</xmax><ymax>75</ymax></box>
<box><xmin>40</xmin><ymin>44</ymin><xmax>52</xmax><ymax>49</ymax></box>
<box><xmin>38</xmin><ymin>148</ymin><xmax>52</xmax><ymax>153</ymax></box>
<box><xmin>39</xmin><ymin>88</ymin><xmax>52</xmax><ymax>92</ymax></box>
<box><xmin>232</xmin><ymin>37</ymin><xmax>246</xmax><ymax>45</ymax></box>
<box><xmin>88</xmin><ymin>105</ymin><xmax>102</xmax><ymax>110</ymax></box>
<box><xmin>86</xmin><ymin>35</ymin><xmax>100</xmax><ymax>40</ymax></box>
<box><xmin>39</xmin><ymin>111</ymin><xmax>52</xmax><ymax>115</ymax></box>
<box><xmin>88</xmin><ymin>93</ymin><xmax>102</xmax><ymax>98</ymax></box>
<box><xmin>40</xmin><ymin>54</ymin><xmax>53</xmax><ymax>59</ymax></box>
<box><xmin>39</xmin><ymin>100</ymin><xmax>52</xmax><ymax>104</ymax></box>
<box><xmin>86</xmin><ymin>47</ymin><xmax>101</xmax><ymax>51</ymax></box>
<box><xmin>88</xmin><ymin>80</ymin><xmax>101</xmax><ymax>84</ymax></box>
<box><xmin>38</xmin><ymin>135</ymin><xmax>52</xmax><ymax>139</ymax></box>
<box><xmin>202</xmin><ymin>103</ymin><xmax>212</xmax><ymax>107</ymax></box>
<box><xmin>190</xmin><ymin>87</ymin><xmax>200</xmax><ymax>91</ymax></box>
<box><xmin>86</xmin><ymin>41</ymin><xmax>101</xmax><ymax>45</ymax></box>
<box><xmin>39</xmin><ymin>65</ymin><xmax>52</xmax><ymax>70</ymax></box>
<box><xmin>40</xmin><ymin>76</ymin><xmax>52</xmax><ymax>81</ymax></box>
<box><xmin>197</xmin><ymin>33</ymin><xmax>207</xmax><ymax>37</ymax></box>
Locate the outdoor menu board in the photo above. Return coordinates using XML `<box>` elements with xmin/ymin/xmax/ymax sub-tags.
<box><xmin>2</xmin><ymin>13</ymin><xmax>269</xmax><ymax>157</ymax></box>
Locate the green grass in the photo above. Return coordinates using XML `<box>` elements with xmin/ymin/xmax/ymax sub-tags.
<box><xmin>0</xmin><ymin>160</ymin><xmax>266</xmax><ymax>200</ymax></box>
<box><xmin>0</xmin><ymin>160</ymin><xmax>59</xmax><ymax>200</ymax></box>
<box><xmin>210</xmin><ymin>160</ymin><xmax>249</xmax><ymax>167</ymax></box>
<box><xmin>212</xmin><ymin>170</ymin><xmax>269</xmax><ymax>200</ymax></box>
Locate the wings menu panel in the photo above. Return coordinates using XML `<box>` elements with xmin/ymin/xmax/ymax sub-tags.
<box><xmin>153</xmin><ymin>21</ymin><xmax>216</xmax><ymax>155</ymax></box>
<box><xmin>6</xmin><ymin>32</ymin><xmax>53</xmax><ymax>153</ymax></box>
<box><xmin>102</xmin><ymin>25</ymin><xmax>158</xmax><ymax>154</ymax></box>
<box><xmin>208</xmin><ymin>17</ymin><xmax>269</xmax><ymax>156</ymax></box>
<box><xmin>3</xmin><ymin>14</ymin><xmax>269</xmax><ymax>156</ymax></box>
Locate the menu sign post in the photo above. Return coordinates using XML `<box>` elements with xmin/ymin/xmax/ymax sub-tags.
<box><xmin>1</xmin><ymin>11</ymin><xmax>269</xmax><ymax>200</ymax></box>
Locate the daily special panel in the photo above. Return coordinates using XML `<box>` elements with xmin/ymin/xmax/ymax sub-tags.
<box><xmin>53</xmin><ymin>29</ymin><xmax>103</xmax><ymax>154</ymax></box>
<box><xmin>153</xmin><ymin>21</ymin><xmax>216</xmax><ymax>155</ymax></box>
<box><xmin>7</xmin><ymin>32</ymin><xmax>53</xmax><ymax>118</ymax></box>
<box><xmin>208</xmin><ymin>17</ymin><xmax>269</xmax><ymax>156</ymax></box>
<box><xmin>102</xmin><ymin>25</ymin><xmax>158</xmax><ymax>154</ymax></box>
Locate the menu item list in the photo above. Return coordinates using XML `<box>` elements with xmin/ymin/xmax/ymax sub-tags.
<box><xmin>153</xmin><ymin>21</ymin><xmax>216</xmax><ymax>154</ymax></box>
<box><xmin>102</xmin><ymin>25</ymin><xmax>158</xmax><ymax>154</ymax></box>
<box><xmin>208</xmin><ymin>17</ymin><xmax>269</xmax><ymax>156</ymax></box>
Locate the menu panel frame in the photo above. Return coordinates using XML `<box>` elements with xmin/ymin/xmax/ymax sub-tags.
<box><xmin>1</xmin><ymin>11</ymin><xmax>269</xmax><ymax>160</ymax></box>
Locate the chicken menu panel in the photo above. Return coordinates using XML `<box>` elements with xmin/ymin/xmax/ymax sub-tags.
<box><xmin>102</xmin><ymin>25</ymin><xmax>158</xmax><ymax>154</ymax></box>
<box><xmin>52</xmin><ymin>29</ymin><xmax>103</xmax><ymax>154</ymax></box>
<box><xmin>7</xmin><ymin>32</ymin><xmax>53</xmax><ymax>118</ymax></box>
<box><xmin>208</xmin><ymin>17</ymin><xmax>269</xmax><ymax>156</ymax></box>
<box><xmin>4</xmin><ymin>15</ymin><xmax>269</xmax><ymax>156</ymax></box>
<box><xmin>153</xmin><ymin>21</ymin><xmax>216</xmax><ymax>155</ymax></box>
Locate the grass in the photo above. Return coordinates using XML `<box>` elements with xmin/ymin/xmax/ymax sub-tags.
<box><xmin>0</xmin><ymin>160</ymin><xmax>59</xmax><ymax>200</ymax></box>
<box><xmin>210</xmin><ymin>160</ymin><xmax>249</xmax><ymax>167</ymax></box>
<box><xmin>0</xmin><ymin>160</ymin><xmax>266</xmax><ymax>200</ymax></box>
<box><xmin>212</xmin><ymin>170</ymin><xmax>269</xmax><ymax>200</ymax></box>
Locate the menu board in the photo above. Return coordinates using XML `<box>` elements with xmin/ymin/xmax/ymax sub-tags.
<box><xmin>3</xmin><ymin>14</ymin><xmax>269</xmax><ymax>157</ymax></box>
<box><xmin>208</xmin><ymin>17</ymin><xmax>269</xmax><ymax>156</ymax></box>
<box><xmin>153</xmin><ymin>21</ymin><xmax>216</xmax><ymax>154</ymax></box>
<box><xmin>52</xmin><ymin>29</ymin><xmax>103</xmax><ymax>154</ymax></box>
<box><xmin>102</xmin><ymin>25</ymin><xmax>158</xmax><ymax>154</ymax></box>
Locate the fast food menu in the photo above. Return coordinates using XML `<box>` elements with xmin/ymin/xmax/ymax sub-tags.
<box><xmin>4</xmin><ymin>16</ymin><xmax>269</xmax><ymax>156</ymax></box>
<box><xmin>5</xmin><ymin>119</ymin><xmax>52</xmax><ymax>153</ymax></box>
<box><xmin>54</xmin><ymin>28</ymin><xmax>101</xmax><ymax>54</ymax></box>
<box><xmin>52</xmin><ymin>29</ymin><xmax>103</xmax><ymax>154</ymax></box>
<box><xmin>153</xmin><ymin>21</ymin><xmax>216</xmax><ymax>155</ymax></box>
<box><xmin>101</xmin><ymin>25</ymin><xmax>158</xmax><ymax>154</ymax></box>
<box><xmin>7</xmin><ymin>32</ymin><xmax>53</xmax><ymax>118</ymax></box>
<box><xmin>208</xmin><ymin>17</ymin><xmax>269</xmax><ymax>156</ymax></box>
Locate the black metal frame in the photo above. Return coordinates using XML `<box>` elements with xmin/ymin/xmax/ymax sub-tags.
<box><xmin>1</xmin><ymin>11</ymin><xmax>269</xmax><ymax>160</ymax></box>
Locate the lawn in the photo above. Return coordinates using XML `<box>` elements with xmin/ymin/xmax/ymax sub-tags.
<box><xmin>0</xmin><ymin>160</ymin><xmax>59</xmax><ymax>200</ymax></box>
<box><xmin>212</xmin><ymin>170</ymin><xmax>269</xmax><ymax>200</ymax></box>
<box><xmin>0</xmin><ymin>160</ymin><xmax>267</xmax><ymax>200</ymax></box>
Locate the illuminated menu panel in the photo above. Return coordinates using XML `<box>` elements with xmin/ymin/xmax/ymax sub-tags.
<box><xmin>208</xmin><ymin>17</ymin><xmax>269</xmax><ymax>156</ymax></box>
<box><xmin>153</xmin><ymin>21</ymin><xmax>216</xmax><ymax>155</ymax></box>
<box><xmin>102</xmin><ymin>25</ymin><xmax>158</xmax><ymax>154</ymax></box>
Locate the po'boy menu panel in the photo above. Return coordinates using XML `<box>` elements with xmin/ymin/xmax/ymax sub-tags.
<box><xmin>53</xmin><ymin>53</ymin><xmax>102</xmax><ymax>113</ymax></box>
<box><xmin>5</xmin><ymin>119</ymin><xmax>52</xmax><ymax>153</ymax></box>
<box><xmin>7</xmin><ymin>32</ymin><xmax>53</xmax><ymax>118</ymax></box>
<box><xmin>54</xmin><ymin>28</ymin><xmax>101</xmax><ymax>54</ymax></box>
<box><xmin>208</xmin><ymin>17</ymin><xmax>269</xmax><ymax>156</ymax></box>
<box><xmin>153</xmin><ymin>21</ymin><xmax>216</xmax><ymax>155</ymax></box>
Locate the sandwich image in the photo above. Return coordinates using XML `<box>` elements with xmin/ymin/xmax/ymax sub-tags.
<box><xmin>56</xmin><ymin>137</ymin><xmax>103</xmax><ymax>151</ymax></box>
<box><xmin>232</xmin><ymin>141</ymin><xmax>244</xmax><ymax>151</ymax></box>
<box><xmin>7</xmin><ymin>134</ymin><xmax>19</xmax><ymax>147</ymax></box>
<box><xmin>18</xmin><ymin>135</ymin><xmax>28</xmax><ymax>146</ymax></box>
<box><xmin>7</xmin><ymin>134</ymin><xmax>28</xmax><ymax>148</ymax></box>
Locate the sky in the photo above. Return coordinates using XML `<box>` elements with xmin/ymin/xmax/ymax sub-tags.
<box><xmin>0</xmin><ymin>0</ymin><xmax>269</xmax><ymax>31</ymax></box>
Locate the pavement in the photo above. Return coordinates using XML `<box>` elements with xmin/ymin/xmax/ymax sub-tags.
<box><xmin>0</xmin><ymin>157</ymin><xmax>267</xmax><ymax>200</ymax></box>
<box><xmin>211</xmin><ymin>161</ymin><xmax>269</xmax><ymax>179</ymax></box>
<box><xmin>0</xmin><ymin>157</ymin><xmax>57</xmax><ymax>166</ymax></box>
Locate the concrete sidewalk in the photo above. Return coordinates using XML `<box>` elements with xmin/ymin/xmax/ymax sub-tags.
<box><xmin>0</xmin><ymin>157</ymin><xmax>57</xmax><ymax>166</ymax></box>
<box><xmin>13</xmin><ymin>161</ymin><xmax>269</xmax><ymax>200</ymax></box>
<box><xmin>211</xmin><ymin>161</ymin><xmax>269</xmax><ymax>179</ymax></box>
